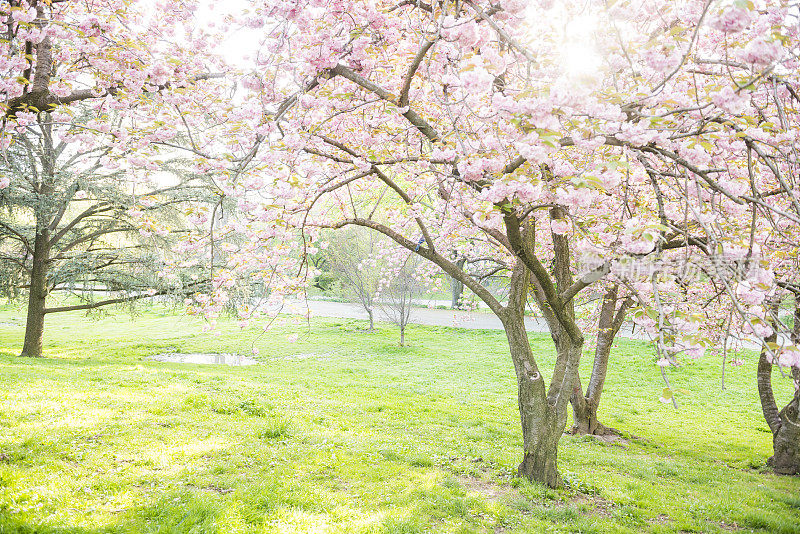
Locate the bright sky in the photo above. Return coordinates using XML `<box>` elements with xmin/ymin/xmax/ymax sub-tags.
<box><xmin>194</xmin><ymin>0</ymin><xmax>261</xmax><ymax>68</ymax></box>
<box><xmin>524</xmin><ymin>3</ymin><xmax>604</xmax><ymax>81</ymax></box>
<box><xmin>560</xmin><ymin>14</ymin><xmax>603</xmax><ymax>79</ymax></box>
<box><xmin>187</xmin><ymin>0</ymin><xmax>604</xmax><ymax>78</ymax></box>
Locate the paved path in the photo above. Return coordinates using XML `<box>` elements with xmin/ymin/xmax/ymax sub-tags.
<box><xmin>292</xmin><ymin>301</ymin><xmax>776</xmax><ymax>349</ymax></box>
<box><xmin>284</xmin><ymin>299</ymin><xmax>648</xmax><ymax>340</ymax></box>
<box><xmin>298</xmin><ymin>300</ymin><xmax>531</xmax><ymax>330</ymax></box>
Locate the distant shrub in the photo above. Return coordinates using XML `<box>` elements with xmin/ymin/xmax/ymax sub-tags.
<box><xmin>312</xmin><ymin>272</ymin><xmax>340</xmax><ymax>293</ymax></box>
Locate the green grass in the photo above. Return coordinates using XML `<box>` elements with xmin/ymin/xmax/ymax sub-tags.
<box><xmin>0</xmin><ymin>303</ymin><xmax>798</xmax><ymax>533</ymax></box>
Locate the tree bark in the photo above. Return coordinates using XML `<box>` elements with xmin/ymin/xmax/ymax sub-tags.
<box><xmin>367</xmin><ymin>307</ymin><xmax>374</xmax><ymax>332</ymax></box>
<box><xmin>502</xmin><ymin>257</ymin><xmax>582</xmax><ymax>488</ymax></box>
<box><xmin>771</xmin><ymin>386</ymin><xmax>800</xmax><ymax>475</ymax></box>
<box><xmin>20</xmin><ymin>227</ymin><xmax>50</xmax><ymax>358</ymax></box>
<box><xmin>757</xmin><ymin>323</ymin><xmax>800</xmax><ymax>475</ymax></box>
<box><xmin>504</xmin><ymin>307</ymin><xmax>582</xmax><ymax>487</ymax></box>
<box><xmin>570</xmin><ymin>285</ymin><xmax>629</xmax><ymax>435</ymax></box>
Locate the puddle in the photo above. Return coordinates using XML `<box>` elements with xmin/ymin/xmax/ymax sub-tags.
<box><xmin>148</xmin><ymin>353</ymin><xmax>258</xmax><ymax>366</ymax></box>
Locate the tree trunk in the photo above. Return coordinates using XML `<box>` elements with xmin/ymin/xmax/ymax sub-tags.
<box><xmin>399</xmin><ymin>323</ymin><xmax>405</xmax><ymax>346</ymax></box>
<box><xmin>570</xmin><ymin>381</ymin><xmax>603</xmax><ymax>435</ymax></box>
<box><xmin>367</xmin><ymin>307</ymin><xmax>374</xmax><ymax>332</ymax></box>
<box><xmin>757</xmin><ymin>325</ymin><xmax>800</xmax><ymax>475</ymax></box>
<box><xmin>504</xmin><ymin>307</ymin><xmax>582</xmax><ymax>487</ymax></box>
<box><xmin>769</xmin><ymin>304</ymin><xmax>800</xmax><ymax>474</ymax></box>
<box><xmin>501</xmin><ymin>246</ymin><xmax>583</xmax><ymax>488</ymax></box>
<box><xmin>771</xmin><ymin>386</ymin><xmax>800</xmax><ymax>475</ymax></box>
<box><xmin>21</xmin><ymin>227</ymin><xmax>50</xmax><ymax>358</ymax></box>
<box><xmin>516</xmin><ymin>406</ymin><xmax>564</xmax><ymax>488</ymax></box>
<box><xmin>570</xmin><ymin>286</ymin><xmax>628</xmax><ymax>436</ymax></box>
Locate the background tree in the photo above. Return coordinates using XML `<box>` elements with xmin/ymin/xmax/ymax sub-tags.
<box><xmin>323</xmin><ymin>227</ymin><xmax>382</xmax><ymax>331</ymax></box>
<box><xmin>376</xmin><ymin>247</ymin><xmax>434</xmax><ymax>346</ymax></box>
<box><xmin>0</xmin><ymin>0</ymin><xmax>229</xmax><ymax>356</ymax></box>
<box><xmin>0</xmin><ymin>110</ymin><xmax>213</xmax><ymax>357</ymax></box>
<box><xmin>615</xmin><ymin>1</ymin><xmax>800</xmax><ymax>473</ymax></box>
<box><xmin>450</xmin><ymin>256</ymin><xmax>467</xmax><ymax>309</ymax></box>
<box><xmin>449</xmin><ymin>254</ymin><xmax>508</xmax><ymax>309</ymax></box>
<box><xmin>218</xmin><ymin>0</ymin><xmax>667</xmax><ymax>487</ymax></box>
<box><xmin>755</xmin><ymin>294</ymin><xmax>800</xmax><ymax>475</ymax></box>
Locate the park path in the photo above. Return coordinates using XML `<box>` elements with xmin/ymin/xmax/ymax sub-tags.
<box><xmin>284</xmin><ymin>299</ymin><xmax>649</xmax><ymax>340</ymax></box>
<box><xmin>287</xmin><ymin>300</ymin><xmax>779</xmax><ymax>349</ymax></box>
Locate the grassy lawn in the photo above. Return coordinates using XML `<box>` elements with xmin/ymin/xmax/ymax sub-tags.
<box><xmin>0</xmin><ymin>303</ymin><xmax>798</xmax><ymax>533</ymax></box>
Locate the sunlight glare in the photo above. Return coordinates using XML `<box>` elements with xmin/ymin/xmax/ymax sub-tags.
<box><xmin>562</xmin><ymin>42</ymin><xmax>603</xmax><ymax>79</ymax></box>
<box><xmin>526</xmin><ymin>5</ymin><xmax>604</xmax><ymax>81</ymax></box>
<box><xmin>561</xmin><ymin>14</ymin><xmax>603</xmax><ymax>80</ymax></box>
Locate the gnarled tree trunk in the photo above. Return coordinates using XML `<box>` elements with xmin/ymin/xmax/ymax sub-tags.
<box><xmin>757</xmin><ymin>304</ymin><xmax>800</xmax><ymax>475</ymax></box>
<box><xmin>509</xmin><ymin>323</ymin><xmax>582</xmax><ymax>486</ymax></box>
<box><xmin>502</xmin><ymin>255</ymin><xmax>583</xmax><ymax>488</ymax></box>
<box><xmin>758</xmin><ymin>348</ymin><xmax>800</xmax><ymax>474</ymax></box>
<box><xmin>570</xmin><ymin>285</ymin><xmax>630</xmax><ymax>435</ymax></box>
<box><xmin>20</xmin><ymin>227</ymin><xmax>50</xmax><ymax>358</ymax></box>
<box><xmin>772</xmin><ymin>384</ymin><xmax>800</xmax><ymax>475</ymax></box>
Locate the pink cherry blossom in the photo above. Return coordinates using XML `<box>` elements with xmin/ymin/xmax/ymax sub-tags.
<box><xmin>709</xmin><ymin>7</ymin><xmax>751</xmax><ymax>33</ymax></box>
<box><xmin>737</xmin><ymin>38</ymin><xmax>784</xmax><ymax>67</ymax></box>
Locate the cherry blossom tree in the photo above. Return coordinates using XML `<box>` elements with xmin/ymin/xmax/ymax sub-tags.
<box><xmin>213</xmin><ymin>0</ymin><xmax>800</xmax><ymax>486</ymax></box>
<box><xmin>196</xmin><ymin>0</ymin><xmax>653</xmax><ymax>487</ymax></box>
<box><xmin>601</xmin><ymin>0</ymin><xmax>800</xmax><ymax>473</ymax></box>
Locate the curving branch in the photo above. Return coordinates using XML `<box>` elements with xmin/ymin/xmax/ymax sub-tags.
<box><xmin>331</xmin><ymin>64</ymin><xmax>441</xmax><ymax>142</ymax></box>
<box><xmin>327</xmin><ymin>217</ymin><xmax>504</xmax><ymax>315</ymax></box>
<box><xmin>502</xmin><ymin>212</ymin><xmax>583</xmax><ymax>343</ymax></box>
<box><xmin>43</xmin><ymin>281</ymin><xmax>207</xmax><ymax>315</ymax></box>
<box><xmin>6</xmin><ymin>73</ymin><xmax>224</xmax><ymax>117</ymax></box>
<box><xmin>0</xmin><ymin>220</ymin><xmax>34</xmax><ymax>255</ymax></box>
<box><xmin>399</xmin><ymin>38</ymin><xmax>437</xmax><ymax>107</ymax></box>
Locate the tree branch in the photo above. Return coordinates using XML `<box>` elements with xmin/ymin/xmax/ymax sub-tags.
<box><xmin>327</xmin><ymin>217</ymin><xmax>504</xmax><ymax>315</ymax></box>
<box><xmin>399</xmin><ymin>38</ymin><xmax>437</xmax><ymax>107</ymax></box>
<box><xmin>331</xmin><ymin>64</ymin><xmax>441</xmax><ymax>142</ymax></box>
<box><xmin>50</xmin><ymin>203</ymin><xmax>116</xmax><ymax>246</ymax></box>
<box><xmin>43</xmin><ymin>282</ymin><xmax>205</xmax><ymax>315</ymax></box>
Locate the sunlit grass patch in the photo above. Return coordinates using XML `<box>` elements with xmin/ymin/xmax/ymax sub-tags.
<box><xmin>0</xmin><ymin>304</ymin><xmax>798</xmax><ymax>533</ymax></box>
